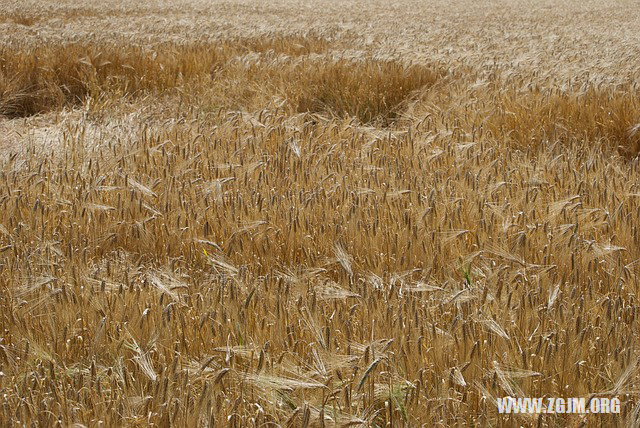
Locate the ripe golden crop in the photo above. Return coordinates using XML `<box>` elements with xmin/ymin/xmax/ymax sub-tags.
<box><xmin>1</xmin><ymin>1</ymin><xmax>639</xmax><ymax>426</ymax></box>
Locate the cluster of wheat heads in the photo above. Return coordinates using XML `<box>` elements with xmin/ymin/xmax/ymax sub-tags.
<box><xmin>1</xmin><ymin>33</ymin><xmax>640</xmax><ymax>427</ymax></box>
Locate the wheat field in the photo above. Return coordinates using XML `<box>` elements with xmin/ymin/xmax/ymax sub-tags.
<box><xmin>1</xmin><ymin>1</ymin><xmax>640</xmax><ymax>426</ymax></box>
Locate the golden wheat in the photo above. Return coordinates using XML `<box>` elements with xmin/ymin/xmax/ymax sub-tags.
<box><xmin>1</xmin><ymin>1</ymin><xmax>640</xmax><ymax>426</ymax></box>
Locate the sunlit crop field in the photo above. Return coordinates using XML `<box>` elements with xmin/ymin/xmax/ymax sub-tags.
<box><xmin>1</xmin><ymin>1</ymin><xmax>640</xmax><ymax>426</ymax></box>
